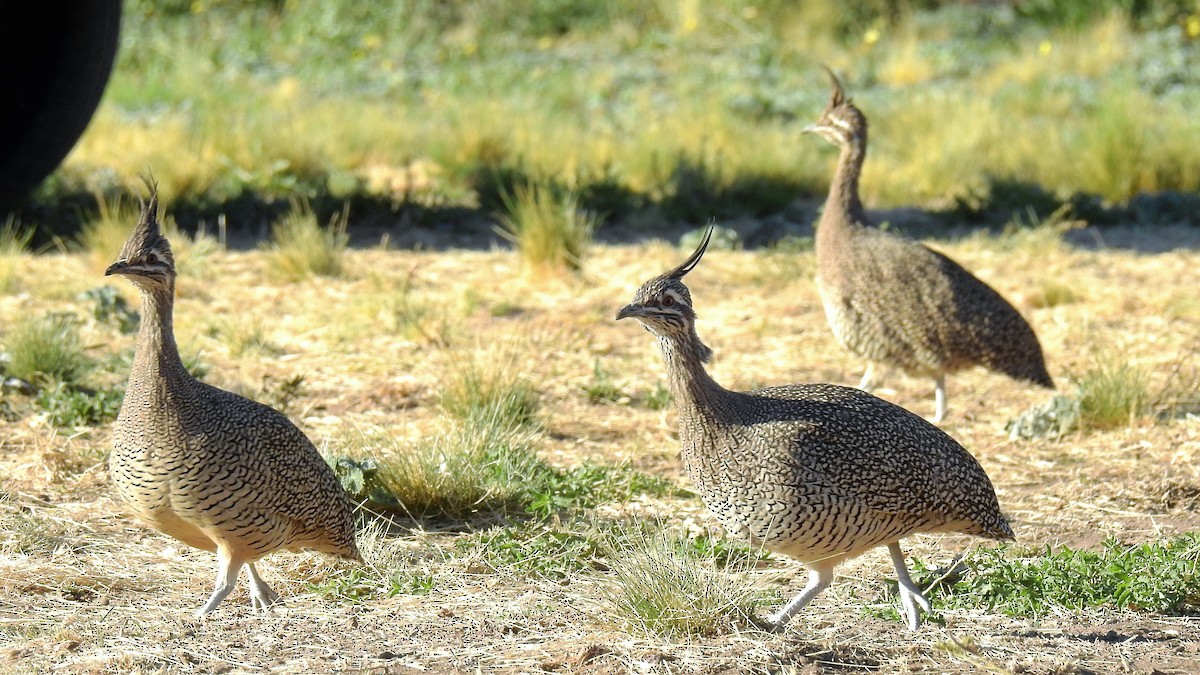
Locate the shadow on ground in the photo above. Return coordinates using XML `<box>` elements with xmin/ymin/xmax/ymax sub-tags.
<box><xmin>7</xmin><ymin>170</ymin><xmax>1199</xmax><ymax>254</ymax></box>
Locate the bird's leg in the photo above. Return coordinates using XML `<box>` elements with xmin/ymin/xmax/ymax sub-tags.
<box><xmin>765</xmin><ymin>563</ymin><xmax>834</xmax><ymax>629</ymax></box>
<box><xmin>246</xmin><ymin>562</ymin><xmax>283</xmax><ymax>612</ymax></box>
<box><xmin>195</xmin><ymin>547</ymin><xmax>244</xmax><ymax>619</ymax></box>
<box><xmin>857</xmin><ymin>363</ymin><xmax>878</xmax><ymax>392</ymax></box>
<box><xmin>889</xmin><ymin>543</ymin><xmax>932</xmax><ymax>631</ymax></box>
<box><xmin>931</xmin><ymin>375</ymin><xmax>947</xmax><ymax>423</ymax></box>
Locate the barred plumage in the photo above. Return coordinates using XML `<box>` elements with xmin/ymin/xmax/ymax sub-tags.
<box><xmin>616</xmin><ymin>227</ymin><xmax>1013</xmax><ymax>630</ymax></box>
<box><xmin>107</xmin><ymin>182</ymin><xmax>358</xmax><ymax>617</ymax></box>
<box><xmin>806</xmin><ymin>68</ymin><xmax>1054</xmax><ymax>423</ymax></box>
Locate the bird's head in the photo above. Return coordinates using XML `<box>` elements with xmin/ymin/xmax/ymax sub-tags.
<box><xmin>105</xmin><ymin>178</ymin><xmax>176</xmax><ymax>291</ymax></box>
<box><xmin>803</xmin><ymin>66</ymin><xmax>868</xmax><ymax>149</ymax></box>
<box><xmin>616</xmin><ymin>226</ymin><xmax>713</xmax><ymax>363</ymax></box>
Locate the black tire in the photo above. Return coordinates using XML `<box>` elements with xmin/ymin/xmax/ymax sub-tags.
<box><xmin>0</xmin><ymin>2</ymin><xmax>122</xmax><ymax>211</ymax></box>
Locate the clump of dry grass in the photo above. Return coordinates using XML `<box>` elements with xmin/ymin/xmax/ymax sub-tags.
<box><xmin>340</xmin><ymin>412</ymin><xmax>542</xmax><ymax>519</ymax></box>
<box><xmin>0</xmin><ymin>217</ymin><xmax>33</xmax><ymax>293</ymax></box>
<box><xmin>265</xmin><ymin>201</ymin><xmax>349</xmax><ymax>282</ymax></box>
<box><xmin>596</xmin><ymin>525</ymin><xmax>765</xmax><ymax>637</ymax></box>
<box><xmin>1028</xmin><ymin>277</ymin><xmax>1081</xmax><ymax>309</ymax></box>
<box><xmin>496</xmin><ymin>183</ymin><xmax>598</xmax><ymax>274</ymax></box>
<box><xmin>76</xmin><ymin>195</ymin><xmax>140</xmax><ymax>272</ymax></box>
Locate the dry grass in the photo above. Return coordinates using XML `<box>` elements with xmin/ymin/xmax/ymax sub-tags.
<box><xmin>1</xmin><ymin>224</ymin><xmax>1199</xmax><ymax>673</ymax></box>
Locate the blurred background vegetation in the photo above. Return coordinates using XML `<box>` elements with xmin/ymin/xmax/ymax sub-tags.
<box><xmin>18</xmin><ymin>0</ymin><xmax>1200</xmax><ymax>239</ymax></box>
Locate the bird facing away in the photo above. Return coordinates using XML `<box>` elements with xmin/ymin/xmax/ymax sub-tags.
<box><xmin>804</xmin><ymin>68</ymin><xmax>1053</xmax><ymax>423</ymax></box>
<box><xmin>616</xmin><ymin>227</ymin><xmax>1014</xmax><ymax>630</ymax></box>
<box><xmin>107</xmin><ymin>183</ymin><xmax>359</xmax><ymax>617</ymax></box>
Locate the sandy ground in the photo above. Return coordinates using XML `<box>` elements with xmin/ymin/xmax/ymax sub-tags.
<box><xmin>1</xmin><ymin>221</ymin><xmax>1198</xmax><ymax>673</ymax></box>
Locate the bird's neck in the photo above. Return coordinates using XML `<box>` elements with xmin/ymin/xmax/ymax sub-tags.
<box><xmin>818</xmin><ymin>136</ymin><xmax>869</xmax><ymax>240</ymax></box>
<box><xmin>131</xmin><ymin>283</ymin><xmax>191</xmax><ymax>387</ymax></box>
<box><xmin>657</xmin><ymin>332</ymin><xmax>730</xmax><ymax>422</ymax></box>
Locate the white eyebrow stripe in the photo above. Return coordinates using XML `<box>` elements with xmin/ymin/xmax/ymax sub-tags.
<box><xmin>830</xmin><ymin>117</ymin><xmax>854</xmax><ymax>131</ymax></box>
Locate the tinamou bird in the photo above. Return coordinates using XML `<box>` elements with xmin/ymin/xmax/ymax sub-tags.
<box><xmin>805</xmin><ymin>67</ymin><xmax>1053</xmax><ymax>423</ymax></box>
<box><xmin>616</xmin><ymin>227</ymin><xmax>1014</xmax><ymax>630</ymax></box>
<box><xmin>107</xmin><ymin>182</ymin><xmax>359</xmax><ymax>617</ymax></box>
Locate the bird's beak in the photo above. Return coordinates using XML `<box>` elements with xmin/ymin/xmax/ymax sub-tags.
<box><xmin>615</xmin><ymin>304</ymin><xmax>642</xmax><ymax>321</ymax></box>
<box><xmin>801</xmin><ymin>124</ymin><xmax>819</xmax><ymax>134</ymax></box>
<box><xmin>104</xmin><ymin>261</ymin><xmax>128</xmax><ymax>276</ymax></box>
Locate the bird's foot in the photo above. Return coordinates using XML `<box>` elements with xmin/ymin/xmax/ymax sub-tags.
<box><xmin>250</xmin><ymin>587</ymin><xmax>283</xmax><ymax>613</ymax></box>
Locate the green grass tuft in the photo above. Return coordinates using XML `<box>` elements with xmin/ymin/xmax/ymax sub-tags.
<box><xmin>495</xmin><ymin>183</ymin><xmax>597</xmax><ymax>274</ymax></box>
<box><xmin>1077</xmin><ymin>358</ymin><xmax>1151</xmax><ymax>430</ymax></box>
<box><xmin>2</xmin><ymin>314</ymin><xmax>93</xmax><ymax>387</ymax></box>
<box><xmin>438</xmin><ymin>357</ymin><xmax>540</xmax><ymax>431</ymax></box>
<box><xmin>265</xmin><ymin>201</ymin><xmax>349</xmax><ymax>282</ymax></box>
<box><xmin>334</xmin><ymin>412</ymin><xmax>676</xmax><ymax>519</ymax></box>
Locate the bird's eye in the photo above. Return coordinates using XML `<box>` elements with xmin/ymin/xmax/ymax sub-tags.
<box><xmin>661</xmin><ymin>295</ymin><xmax>675</xmax><ymax>307</ymax></box>
<box><xmin>145</xmin><ymin>251</ymin><xmax>160</xmax><ymax>264</ymax></box>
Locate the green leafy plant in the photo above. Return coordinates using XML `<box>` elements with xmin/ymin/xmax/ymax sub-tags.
<box><xmin>81</xmin><ymin>286</ymin><xmax>140</xmax><ymax>334</ymax></box>
<box><xmin>36</xmin><ymin>385</ymin><xmax>124</xmax><ymax>428</ymax></box>
<box><xmin>919</xmin><ymin>535</ymin><xmax>1200</xmax><ymax>618</ymax></box>
<box><xmin>459</xmin><ymin>520</ymin><xmax>606</xmax><ymax>581</ymax></box>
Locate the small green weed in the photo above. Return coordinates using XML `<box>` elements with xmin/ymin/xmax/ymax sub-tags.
<box><xmin>639</xmin><ymin>383</ymin><xmax>672</xmax><ymax>411</ymax></box>
<box><xmin>495</xmin><ymin>183</ymin><xmax>598</xmax><ymax>274</ymax></box>
<box><xmin>265</xmin><ymin>201</ymin><xmax>349</xmax><ymax>282</ymax></box>
<box><xmin>459</xmin><ymin>520</ymin><xmax>605</xmax><ymax>581</ymax></box>
<box><xmin>583</xmin><ymin>359</ymin><xmax>625</xmax><ymax>404</ymax></box>
<box><xmin>330</xmin><ymin>456</ymin><xmax>403</xmax><ymax>512</ymax></box>
<box><xmin>3</xmin><ymin>314</ymin><xmax>93</xmax><ymax>387</ymax></box>
<box><xmin>525</xmin><ymin>462</ymin><xmax>682</xmax><ymax>518</ymax></box>
<box><xmin>920</xmin><ymin>536</ymin><xmax>1200</xmax><ymax>617</ymax></box>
